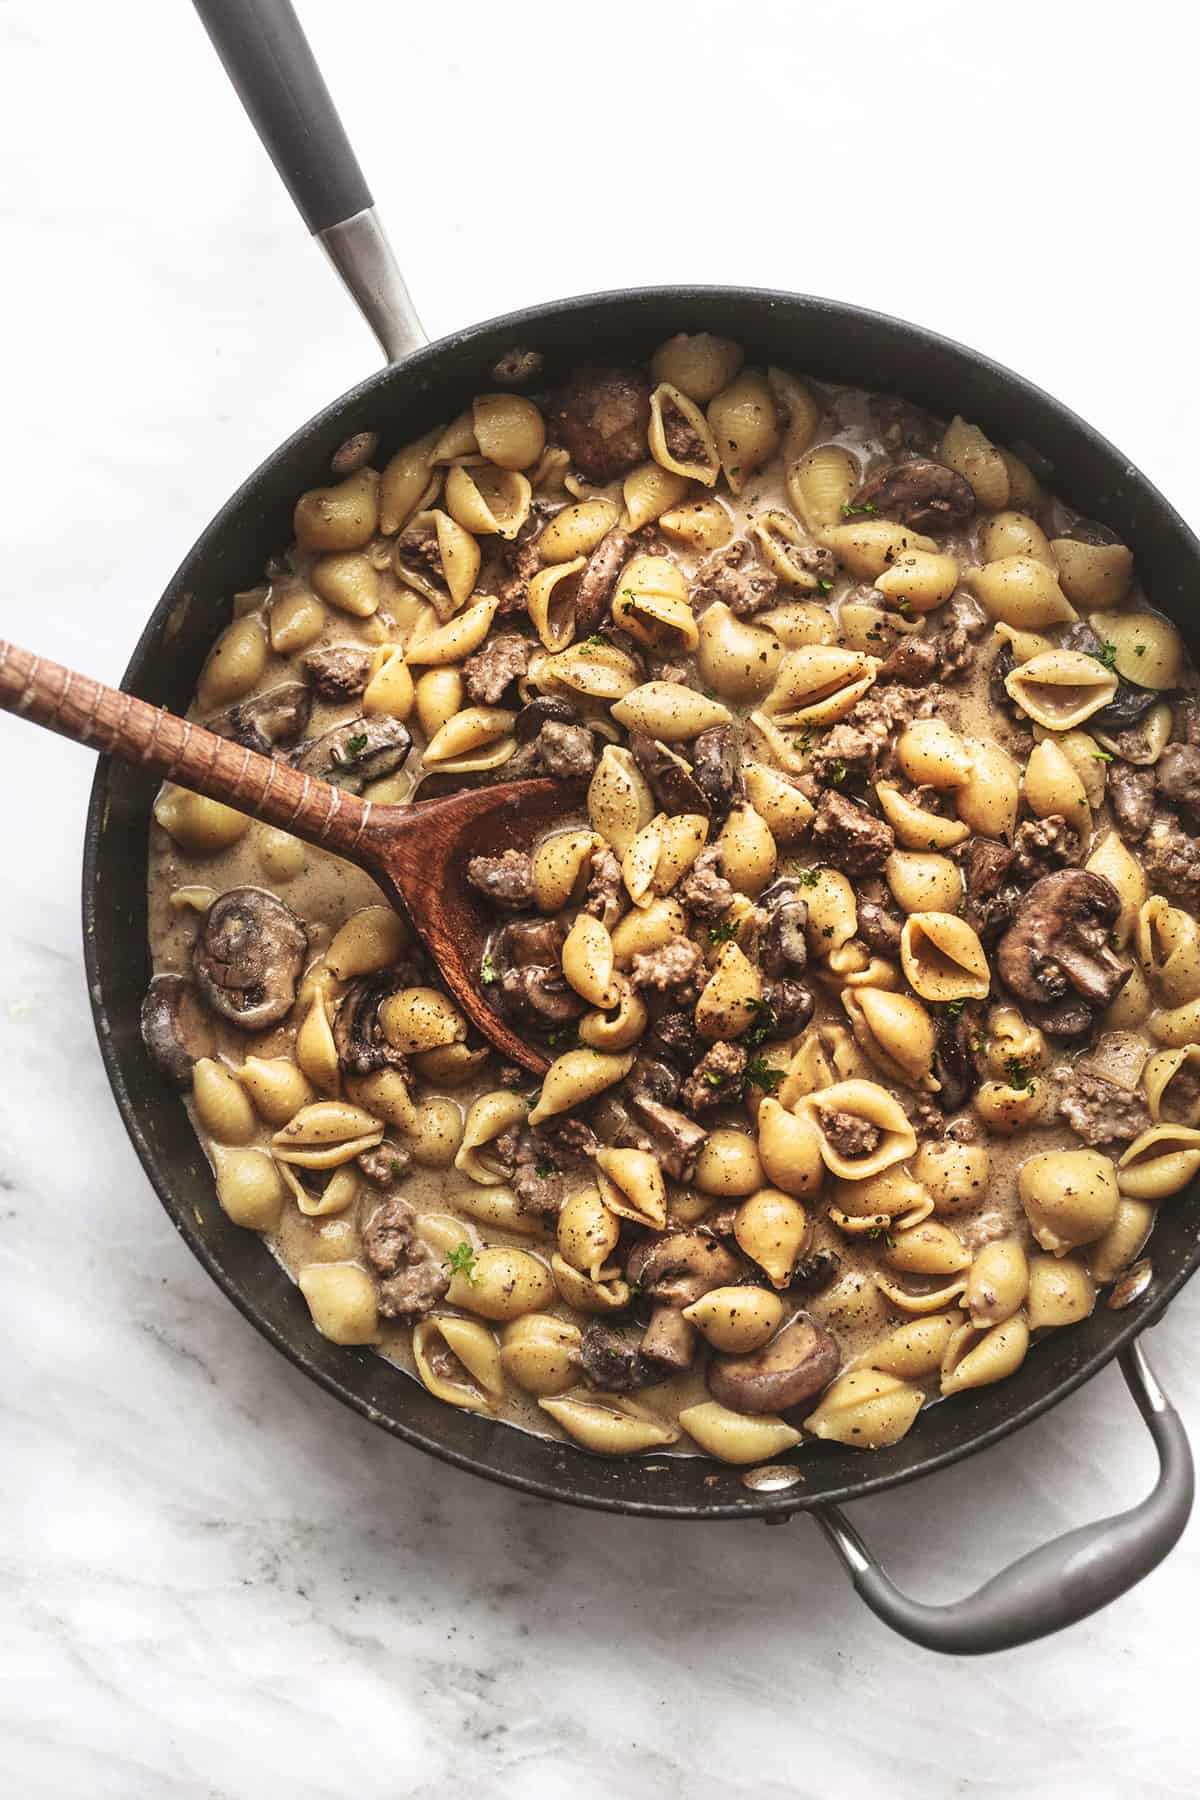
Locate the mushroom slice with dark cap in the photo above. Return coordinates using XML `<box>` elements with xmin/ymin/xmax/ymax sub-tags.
<box><xmin>759</xmin><ymin>876</ymin><xmax>810</xmax><ymax>977</ymax></box>
<box><xmin>204</xmin><ymin>680</ymin><xmax>312</xmax><ymax>756</ymax></box>
<box><xmin>626</xmin><ymin>1094</ymin><xmax>708</xmax><ymax>1182</ymax></box>
<box><xmin>334</xmin><ymin>975</ymin><xmax>411</xmax><ymax>1078</ymax></box>
<box><xmin>192</xmin><ymin>887</ymin><xmax>308</xmax><ymax>1031</ymax></box>
<box><xmin>996</xmin><ymin>869</ymin><xmax>1131</xmax><ymax>1010</ymax></box>
<box><xmin>577</xmin><ymin>1321</ymin><xmax>656</xmax><ymax>1393</ymax></box>
<box><xmin>625</xmin><ymin>1231</ymin><xmax>743</xmax><ymax>1308</ymax></box>
<box><xmin>850</xmin><ymin>458</ymin><xmax>975</xmax><ymax>534</ymax></box>
<box><xmin>140</xmin><ymin>973</ymin><xmax>216</xmax><ymax>1086</ymax></box>
<box><xmin>708</xmin><ymin>1316</ymin><xmax>840</xmax><ymax>1415</ymax></box>
<box><xmin>628</xmin><ymin>731</ymin><xmax>710</xmax><ymax>816</ymax></box>
<box><xmin>290</xmin><ymin>715</ymin><xmax>412</xmax><ymax>792</ymax></box>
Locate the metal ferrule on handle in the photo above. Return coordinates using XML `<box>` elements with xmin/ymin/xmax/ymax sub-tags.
<box><xmin>814</xmin><ymin>1339</ymin><xmax>1194</xmax><ymax>1654</ymax></box>
<box><xmin>191</xmin><ymin>0</ymin><xmax>426</xmax><ymax>362</ymax></box>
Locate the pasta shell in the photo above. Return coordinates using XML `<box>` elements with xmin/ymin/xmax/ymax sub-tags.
<box><xmin>695</xmin><ymin>941</ymin><xmax>764</xmax><ymax>1040</ymax></box>
<box><xmin>939</xmin><ymin>416</ymin><xmax>1009</xmax><ymax>508</ymax></box>
<box><xmin>611</xmin><ymin>555</ymin><xmax>697</xmax><ymax>653</ymax></box>
<box><xmin>659</xmin><ymin>495</ymin><xmax>734</xmax><ymax>550</ymax></box>
<box><xmin>535</xmin><ymin>638</ymin><xmax>642</xmax><ymax>702</ymax></box>
<box><xmin>539</xmin><ymin>1394</ymin><xmax>680</xmax><ymax>1454</ymax></box>
<box><xmin>405</xmin><ymin>595</ymin><xmax>499</xmax><ymax>666</ymax></box>
<box><xmin>528</xmin><ymin>1050</ymin><xmax>634</xmax><ymax>1124</ymax></box>
<box><xmin>621</xmin><ymin>462</ymin><xmax>692</xmax><ymax>532</ymax></box>
<box><xmin>611</xmin><ymin>682</ymin><xmax>732</xmax><ymax>742</ymax></box>
<box><xmin>1087</xmin><ymin>608</ymin><xmax>1182</xmax><ymax>690</ymax></box>
<box><xmin>1143</xmin><ymin>1047</ymin><xmax>1200</xmax><ymax>1126</ymax></box>
<box><xmin>874</xmin><ymin>548</ymin><xmax>959</xmax><ymax>613</ymax></box>
<box><xmin>678</xmin><ymin>1402</ymin><xmax>801</xmax><ymax>1465</ymax></box>
<box><xmin>787</xmin><ymin>445</ymin><xmax>859</xmax><ymax>537</ymax></box>
<box><xmin>454</xmin><ymin>1090</ymin><xmax>531</xmax><ymax>1185</ymax></box>
<box><xmin>1004</xmin><ymin>648</ymin><xmax>1118</xmax><ymax>730</ymax></box>
<box><xmin>751</xmin><ymin>509</ymin><xmax>824</xmax><ymax>591</ymax></box>
<box><xmin>1117</xmin><ymin>1125</ymin><xmax>1200</xmax><ymax>1200</ymax></box>
<box><xmin>649</xmin><ymin>382</ymin><xmax>721</xmax><ymax>484</ymax></box>
<box><xmin>561</xmin><ymin>912</ymin><xmax>618</xmax><ymax>1007</ymax></box>
<box><xmin>588</xmin><ymin>746</ymin><xmax>656</xmax><ymax>856</ymax></box>
<box><xmin>272</xmin><ymin>1101</ymin><xmax>384</xmax><ymax>1169</ymax></box>
<box><xmin>767</xmin><ymin>367</ymin><xmax>822</xmax><ymax>461</ymax></box>
<box><xmin>875</xmin><ymin>782</ymin><xmax>970</xmax><ymax>852</ymax></box>
<box><xmin>444</xmin><ymin>464</ymin><xmax>531</xmax><ymax>539</ymax></box>
<box><xmin>527</xmin><ymin>557</ymin><xmax>586</xmax><ymax>650</ymax></box>
<box><xmin>797</xmin><ymin>1079</ymin><xmax>918</xmax><ymax>1179</ymax></box>
<box><xmin>885</xmin><ymin>1219</ymin><xmax>971</xmax><ymax>1276</ymax></box>
<box><xmin>413</xmin><ymin>1316</ymin><xmax>504</xmax><ymax>1412</ymax></box>
<box><xmin>803</xmin><ymin>1370</ymin><xmax>924</xmax><ymax>1448</ymax></box>
<box><xmin>822</xmin><ymin>520</ymin><xmax>938</xmax><ymax>580</ymax></box>
<box><xmin>733</xmin><ymin>1188</ymin><xmax>810</xmax><ymax>1287</ymax></box>
<box><xmin>900</xmin><ymin>912</ymin><xmax>990</xmax><ymax>1002</ymax></box>
<box><xmin>762</xmin><ymin>645</ymin><xmax>879</xmax><ymax>728</ymax></box>
<box><xmin>706</xmin><ymin>370</ymin><xmax>779</xmax><ymax>493</ymax></box>
<box><xmin>940</xmin><ymin>1316</ymin><xmax>1029</xmax><ymax>1395</ymax></box>
<box><xmin>842</xmin><ymin>987</ymin><xmax>939</xmax><ymax>1092</ymax></box>
<box><xmin>741</xmin><ymin>760</ymin><xmax>815</xmax><ymax>843</ymax></box>
<box><xmin>1023</xmin><ymin>737</ymin><xmax>1091</xmax><ymax>840</ymax></box>
<box><xmin>594</xmin><ymin>1147</ymin><xmax>667</xmax><ymax>1230</ymax></box>
<box><xmin>423</xmin><ymin>705</ymin><xmax>516</xmax><ymax>765</ymax></box>
<box><xmin>556</xmin><ymin>1185</ymin><xmax>620</xmax><ymax>1277</ymax></box>
<box><xmin>968</xmin><ymin>556</ymin><xmax>1077</xmax><ymax>628</ymax></box>
<box><xmin>850</xmin><ymin>1310</ymin><xmax>964</xmax><ymax>1379</ymax></box>
<box><xmin>1051</xmin><ymin>540</ymin><xmax>1134</xmax><ymax>609</ymax></box>
<box><xmin>379</xmin><ymin>427</ymin><xmax>442</xmax><ymax>533</ymax></box>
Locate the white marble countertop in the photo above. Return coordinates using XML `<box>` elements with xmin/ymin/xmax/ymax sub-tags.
<box><xmin>3</xmin><ymin>2</ymin><xmax>1199</xmax><ymax>1793</ymax></box>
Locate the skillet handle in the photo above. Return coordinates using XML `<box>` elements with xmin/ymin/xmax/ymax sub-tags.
<box><xmin>191</xmin><ymin>0</ymin><xmax>426</xmax><ymax>361</ymax></box>
<box><xmin>813</xmin><ymin>1339</ymin><xmax>1193</xmax><ymax>1655</ymax></box>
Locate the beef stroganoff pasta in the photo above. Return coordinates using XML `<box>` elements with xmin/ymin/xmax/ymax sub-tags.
<box><xmin>142</xmin><ymin>343</ymin><xmax>1200</xmax><ymax>1462</ymax></box>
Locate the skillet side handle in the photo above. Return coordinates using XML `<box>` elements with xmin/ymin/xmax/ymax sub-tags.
<box><xmin>813</xmin><ymin>1340</ymin><xmax>1193</xmax><ymax>1656</ymax></box>
<box><xmin>191</xmin><ymin>0</ymin><xmax>426</xmax><ymax>361</ymax></box>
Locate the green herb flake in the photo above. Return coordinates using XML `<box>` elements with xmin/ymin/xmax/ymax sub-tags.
<box><xmin>345</xmin><ymin>733</ymin><xmax>369</xmax><ymax>758</ymax></box>
<box><xmin>831</xmin><ymin>759</ymin><xmax>848</xmax><ymax>786</ymax></box>
<box><xmin>445</xmin><ymin>1241</ymin><xmax>478</xmax><ymax>1283</ymax></box>
<box><xmin>744</xmin><ymin>999</ymin><xmax>777</xmax><ymax>1049</ymax></box>
<box><xmin>391</xmin><ymin>1158</ymin><xmax>406</xmax><ymax>1180</ymax></box>
<box><xmin>822</xmin><ymin>925</ymin><xmax>834</xmax><ymax>939</ymax></box>
<box><xmin>895</xmin><ymin>596</ymin><xmax>912</xmax><ymax>615</ymax></box>
<box><xmin>1092</xmin><ymin>747</ymin><xmax>1114</xmax><ymax>762</ymax></box>
<box><xmin>745</xmin><ymin>1056</ymin><xmax>785</xmax><ymax>1094</ymax></box>
<box><xmin>941</xmin><ymin>998</ymin><xmax>966</xmax><ymax>1018</ymax></box>
<box><xmin>1095</xmin><ymin>641</ymin><xmax>1119</xmax><ymax>671</ymax></box>
<box><xmin>709</xmin><ymin>919</ymin><xmax>738</xmax><ymax>944</ymax></box>
<box><xmin>480</xmin><ymin>952</ymin><xmax>499</xmax><ymax>985</ymax></box>
<box><xmin>703</xmin><ymin>1070</ymin><xmax>727</xmax><ymax>1089</ymax></box>
<box><xmin>796</xmin><ymin>866</ymin><xmax>823</xmax><ymax>888</ymax></box>
<box><xmin>1005</xmin><ymin>1055</ymin><xmax>1034</xmax><ymax>1092</ymax></box>
<box><xmin>841</xmin><ymin>500</ymin><xmax>877</xmax><ymax>517</ymax></box>
<box><xmin>533</xmin><ymin>1161</ymin><xmax>557</xmax><ymax>1179</ymax></box>
<box><xmin>818</xmin><ymin>579</ymin><xmax>834</xmax><ymax>593</ymax></box>
<box><xmin>1136</xmin><ymin>643</ymin><xmax>1147</xmax><ymax>656</ymax></box>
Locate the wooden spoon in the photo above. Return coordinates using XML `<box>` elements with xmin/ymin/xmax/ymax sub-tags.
<box><xmin>0</xmin><ymin>639</ymin><xmax>577</xmax><ymax>1074</ymax></box>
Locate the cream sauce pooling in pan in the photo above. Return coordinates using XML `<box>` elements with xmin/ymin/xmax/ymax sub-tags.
<box><xmin>145</xmin><ymin>349</ymin><xmax>1199</xmax><ymax>1463</ymax></box>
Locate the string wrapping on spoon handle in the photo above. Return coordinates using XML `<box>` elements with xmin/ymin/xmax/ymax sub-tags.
<box><xmin>0</xmin><ymin>639</ymin><xmax>374</xmax><ymax>858</ymax></box>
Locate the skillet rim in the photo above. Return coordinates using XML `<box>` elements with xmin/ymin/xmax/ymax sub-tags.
<box><xmin>82</xmin><ymin>283</ymin><xmax>1200</xmax><ymax>1519</ymax></box>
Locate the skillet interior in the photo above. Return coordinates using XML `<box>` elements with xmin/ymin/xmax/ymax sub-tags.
<box><xmin>83</xmin><ymin>285</ymin><xmax>1200</xmax><ymax>1519</ymax></box>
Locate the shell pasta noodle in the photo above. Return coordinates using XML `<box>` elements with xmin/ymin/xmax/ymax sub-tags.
<box><xmin>142</xmin><ymin>335</ymin><xmax>1200</xmax><ymax>1463</ymax></box>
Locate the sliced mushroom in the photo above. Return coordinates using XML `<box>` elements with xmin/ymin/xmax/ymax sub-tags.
<box><xmin>192</xmin><ymin>887</ymin><xmax>308</xmax><ymax>1031</ymax></box>
<box><xmin>578</xmin><ymin>1321</ymin><xmax>654</xmax><ymax>1393</ymax></box>
<box><xmin>641</xmin><ymin>1304</ymin><xmax>697</xmax><ymax>1372</ymax></box>
<box><xmin>997</xmin><ymin>869</ymin><xmax>1131</xmax><ymax>1009</ymax></box>
<box><xmin>514</xmin><ymin>695</ymin><xmax>578</xmax><ymax>743</ymax></box>
<box><xmin>762</xmin><ymin>978</ymin><xmax>815</xmax><ymax>1038</ymax></box>
<box><xmin>334</xmin><ymin>975</ymin><xmax>412</xmax><ymax>1077</ymax></box>
<box><xmin>205</xmin><ymin>680</ymin><xmax>312</xmax><ymax>755</ymax></box>
<box><xmin>139</xmin><ymin>973</ymin><xmax>216</xmax><ymax>1087</ymax></box>
<box><xmin>691</xmin><ymin>723</ymin><xmax>742</xmax><ymax>815</ymax></box>
<box><xmin>934</xmin><ymin>1005</ymin><xmax>981</xmax><ymax>1110</ymax></box>
<box><xmin>708</xmin><ymin>1316</ymin><xmax>840</xmax><ymax>1415</ymax></box>
<box><xmin>626</xmin><ymin>1094</ymin><xmax>708</xmax><ymax>1182</ymax></box>
<box><xmin>626</xmin><ymin>1231</ymin><xmax>743</xmax><ymax>1308</ymax></box>
<box><xmin>759</xmin><ymin>877</ymin><xmax>810</xmax><ymax>976</ymax></box>
<box><xmin>290</xmin><ymin>715</ymin><xmax>412</xmax><ymax>792</ymax></box>
<box><xmin>852</xmin><ymin>459</ymin><xmax>975</xmax><ymax>534</ymax></box>
<box><xmin>494</xmin><ymin>916</ymin><xmax>586</xmax><ymax>1030</ymax></box>
<box><xmin>628</xmin><ymin>731</ymin><xmax>710</xmax><ymax>816</ymax></box>
<box><xmin>573</xmin><ymin>528</ymin><xmax>634</xmax><ymax>636</ymax></box>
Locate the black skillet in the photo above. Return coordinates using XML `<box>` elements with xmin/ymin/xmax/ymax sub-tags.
<box><xmin>82</xmin><ymin>0</ymin><xmax>1196</xmax><ymax>1653</ymax></box>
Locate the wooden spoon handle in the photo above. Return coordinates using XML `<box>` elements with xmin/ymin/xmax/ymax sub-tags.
<box><xmin>0</xmin><ymin>638</ymin><xmax>376</xmax><ymax>859</ymax></box>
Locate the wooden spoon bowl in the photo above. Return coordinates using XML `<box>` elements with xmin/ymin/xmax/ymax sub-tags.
<box><xmin>0</xmin><ymin>639</ymin><xmax>578</xmax><ymax>1073</ymax></box>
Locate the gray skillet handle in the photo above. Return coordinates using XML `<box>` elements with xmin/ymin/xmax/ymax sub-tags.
<box><xmin>814</xmin><ymin>1339</ymin><xmax>1193</xmax><ymax>1655</ymax></box>
<box><xmin>191</xmin><ymin>0</ymin><xmax>426</xmax><ymax>361</ymax></box>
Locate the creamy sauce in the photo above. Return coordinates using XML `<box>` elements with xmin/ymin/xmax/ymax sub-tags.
<box><xmin>146</xmin><ymin>371</ymin><xmax>1190</xmax><ymax>1458</ymax></box>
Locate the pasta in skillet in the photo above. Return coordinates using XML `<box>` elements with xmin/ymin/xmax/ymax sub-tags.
<box><xmin>141</xmin><ymin>345</ymin><xmax>1200</xmax><ymax>1462</ymax></box>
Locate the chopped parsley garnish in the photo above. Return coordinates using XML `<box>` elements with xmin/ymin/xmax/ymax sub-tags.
<box><xmin>1135</xmin><ymin>643</ymin><xmax>1147</xmax><ymax>657</ymax></box>
<box><xmin>391</xmin><ymin>1158</ymin><xmax>406</xmax><ymax>1179</ymax></box>
<box><xmin>831</xmin><ymin>759</ymin><xmax>848</xmax><ymax>786</ymax></box>
<box><xmin>818</xmin><ymin>579</ymin><xmax>834</xmax><ymax>593</ymax></box>
<box><xmin>480</xmin><ymin>952</ymin><xmax>499</xmax><ymax>985</ymax></box>
<box><xmin>745</xmin><ymin>1056</ymin><xmax>785</xmax><ymax>1095</ymax></box>
<box><xmin>344</xmin><ymin>732</ymin><xmax>369</xmax><ymax>758</ymax></box>
<box><xmin>533</xmin><ymin>1161</ymin><xmax>557</xmax><ymax>1179</ymax></box>
<box><xmin>841</xmin><ymin>500</ymin><xmax>877</xmax><ymax>517</ymax></box>
<box><xmin>865</xmin><ymin>628</ymin><xmax>884</xmax><ymax>641</ymax></box>
<box><xmin>709</xmin><ymin>919</ymin><xmax>739</xmax><ymax>944</ymax></box>
<box><xmin>1095</xmin><ymin>641</ymin><xmax>1119</xmax><ymax>671</ymax></box>
<box><xmin>895</xmin><ymin>596</ymin><xmax>912</xmax><ymax>615</ymax></box>
<box><xmin>941</xmin><ymin>998</ymin><xmax>966</xmax><ymax>1018</ymax></box>
<box><xmin>1092</xmin><ymin>747</ymin><xmax>1114</xmax><ymax>762</ymax></box>
<box><xmin>822</xmin><ymin>924</ymin><xmax>834</xmax><ymax>938</ymax></box>
<box><xmin>1005</xmin><ymin>1055</ymin><xmax>1034</xmax><ymax>1092</ymax></box>
<box><xmin>793</xmin><ymin>727</ymin><xmax>814</xmax><ymax>755</ymax></box>
<box><xmin>703</xmin><ymin>1069</ymin><xmax>727</xmax><ymax>1089</ymax></box>
<box><xmin>744</xmin><ymin>998</ymin><xmax>777</xmax><ymax>1049</ymax></box>
<box><xmin>796</xmin><ymin>866</ymin><xmax>823</xmax><ymax>888</ymax></box>
<box><xmin>546</xmin><ymin>1027</ymin><xmax>578</xmax><ymax>1050</ymax></box>
<box><xmin>445</xmin><ymin>1241</ymin><xmax>478</xmax><ymax>1282</ymax></box>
